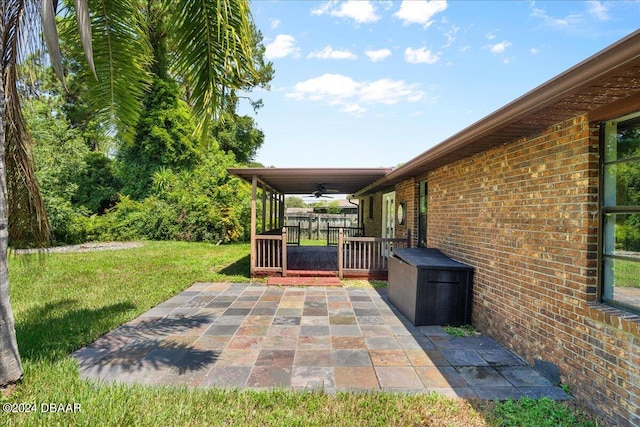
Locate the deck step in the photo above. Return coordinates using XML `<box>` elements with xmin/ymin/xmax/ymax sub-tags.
<box><xmin>267</xmin><ymin>276</ymin><xmax>342</xmax><ymax>287</ymax></box>
<box><xmin>286</xmin><ymin>270</ymin><xmax>337</xmax><ymax>277</ymax></box>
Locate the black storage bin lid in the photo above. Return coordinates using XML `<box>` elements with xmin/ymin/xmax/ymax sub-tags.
<box><xmin>393</xmin><ymin>248</ymin><xmax>472</xmax><ymax>270</ymax></box>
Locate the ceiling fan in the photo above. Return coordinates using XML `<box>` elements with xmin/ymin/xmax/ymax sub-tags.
<box><xmin>307</xmin><ymin>183</ymin><xmax>340</xmax><ymax>199</ymax></box>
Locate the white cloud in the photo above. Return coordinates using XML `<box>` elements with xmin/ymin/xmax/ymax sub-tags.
<box><xmin>530</xmin><ymin>47</ymin><xmax>540</xmax><ymax>55</ymax></box>
<box><xmin>265</xmin><ymin>35</ymin><xmax>299</xmax><ymax>60</ymax></box>
<box><xmin>312</xmin><ymin>0</ymin><xmax>380</xmax><ymax>24</ymax></box>
<box><xmin>404</xmin><ymin>47</ymin><xmax>440</xmax><ymax>64</ymax></box>
<box><xmin>394</xmin><ymin>0</ymin><xmax>447</xmax><ymax>27</ymax></box>
<box><xmin>364</xmin><ymin>48</ymin><xmax>392</xmax><ymax>62</ymax></box>
<box><xmin>587</xmin><ymin>0</ymin><xmax>609</xmax><ymax>21</ymax></box>
<box><xmin>270</xmin><ymin>19</ymin><xmax>281</xmax><ymax>29</ymax></box>
<box><xmin>287</xmin><ymin>74</ymin><xmax>360</xmax><ymax>103</ymax></box>
<box><xmin>341</xmin><ymin>104</ymin><xmax>366</xmax><ymax>117</ymax></box>
<box><xmin>486</xmin><ymin>32</ymin><xmax>497</xmax><ymax>40</ymax></box>
<box><xmin>488</xmin><ymin>41</ymin><xmax>512</xmax><ymax>55</ymax></box>
<box><xmin>286</xmin><ymin>73</ymin><xmax>426</xmax><ymax>115</ymax></box>
<box><xmin>308</xmin><ymin>46</ymin><xmax>357</xmax><ymax>60</ymax></box>
<box><xmin>531</xmin><ymin>6</ymin><xmax>583</xmax><ymax>28</ymax></box>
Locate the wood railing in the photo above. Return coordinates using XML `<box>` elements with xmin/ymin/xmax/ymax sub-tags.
<box><xmin>327</xmin><ymin>225</ymin><xmax>364</xmax><ymax>246</ymax></box>
<box><xmin>284</xmin><ymin>223</ymin><xmax>301</xmax><ymax>246</ymax></box>
<box><xmin>337</xmin><ymin>229</ymin><xmax>411</xmax><ymax>279</ymax></box>
<box><xmin>254</xmin><ymin>229</ymin><xmax>287</xmax><ymax>276</ymax></box>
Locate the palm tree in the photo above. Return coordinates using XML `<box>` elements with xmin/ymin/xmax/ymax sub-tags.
<box><xmin>0</xmin><ymin>0</ymin><xmax>259</xmax><ymax>386</ymax></box>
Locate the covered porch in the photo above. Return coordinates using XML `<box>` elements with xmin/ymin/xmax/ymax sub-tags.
<box><xmin>227</xmin><ymin>167</ymin><xmax>408</xmax><ymax>278</ymax></box>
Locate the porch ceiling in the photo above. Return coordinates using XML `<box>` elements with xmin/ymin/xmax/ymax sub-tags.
<box><xmin>227</xmin><ymin>167</ymin><xmax>392</xmax><ymax>195</ymax></box>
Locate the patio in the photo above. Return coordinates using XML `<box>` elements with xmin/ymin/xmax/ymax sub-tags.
<box><xmin>72</xmin><ymin>282</ymin><xmax>570</xmax><ymax>400</ymax></box>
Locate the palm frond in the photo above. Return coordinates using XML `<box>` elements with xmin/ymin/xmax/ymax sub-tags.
<box><xmin>60</xmin><ymin>0</ymin><xmax>152</xmax><ymax>143</ymax></box>
<box><xmin>167</xmin><ymin>0</ymin><xmax>259</xmax><ymax>136</ymax></box>
<box><xmin>41</xmin><ymin>0</ymin><xmax>66</xmax><ymax>87</ymax></box>
<box><xmin>73</xmin><ymin>0</ymin><xmax>95</xmax><ymax>77</ymax></box>
<box><xmin>3</xmin><ymin>0</ymin><xmax>51</xmax><ymax>248</ymax></box>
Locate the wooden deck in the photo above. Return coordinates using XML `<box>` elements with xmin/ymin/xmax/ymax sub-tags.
<box><xmin>287</xmin><ymin>246</ymin><xmax>338</xmax><ymax>273</ymax></box>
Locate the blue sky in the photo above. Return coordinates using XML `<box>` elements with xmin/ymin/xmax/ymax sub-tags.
<box><xmin>240</xmin><ymin>0</ymin><xmax>640</xmax><ymax>168</ymax></box>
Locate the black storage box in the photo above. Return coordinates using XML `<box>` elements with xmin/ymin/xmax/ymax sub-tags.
<box><xmin>388</xmin><ymin>248</ymin><xmax>473</xmax><ymax>326</ymax></box>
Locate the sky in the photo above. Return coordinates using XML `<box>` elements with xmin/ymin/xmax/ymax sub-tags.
<box><xmin>239</xmin><ymin>0</ymin><xmax>640</xmax><ymax>169</ymax></box>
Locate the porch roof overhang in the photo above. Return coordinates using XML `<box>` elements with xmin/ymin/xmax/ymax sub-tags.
<box><xmin>355</xmin><ymin>29</ymin><xmax>640</xmax><ymax>196</ymax></box>
<box><xmin>227</xmin><ymin>167</ymin><xmax>392</xmax><ymax>196</ymax></box>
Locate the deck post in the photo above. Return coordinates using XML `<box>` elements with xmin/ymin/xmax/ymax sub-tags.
<box><xmin>407</xmin><ymin>229</ymin><xmax>412</xmax><ymax>248</ymax></box>
<box><xmin>261</xmin><ymin>185</ymin><xmax>267</xmax><ymax>233</ymax></box>
<box><xmin>282</xmin><ymin>228</ymin><xmax>287</xmax><ymax>277</ymax></box>
<box><xmin>250</xmin><ymin>175</ymin><xmax>257</xmax><ymax>276</ymax></box>
<box><xmin>338</xmin><ymin>228</ymin><xmax>344</xmax><ymax>279</ymax></box>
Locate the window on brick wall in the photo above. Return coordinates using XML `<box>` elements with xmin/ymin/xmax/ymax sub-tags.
<box><xmin>601</xmin><ymin>111</ymin><xmax>640</xmax><ymax>313</ymax></box>
<box><xmin>418</xmin><ymin>181</ymin><xmax>428</xmax><ymax>247</ymax></box>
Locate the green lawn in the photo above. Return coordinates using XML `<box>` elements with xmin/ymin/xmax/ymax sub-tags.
<box><xmin>1</xmin><ymin>241</ymin><xmax>599</xmax><ymax>426</ymax></box>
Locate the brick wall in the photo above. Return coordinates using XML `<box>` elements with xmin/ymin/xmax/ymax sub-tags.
<box><xmin>361</xmin><ymin>191</ymin><xmax>383</xmax><ymax>238</ymax></box>
<box><xmin>395</xmin><ymin>178</ymin><xmax>417</xmax><ymax>246</ymax></box>
<box><xmin>411</xmin><ymin>115</ymin><xmax>639</xmax><ymax>426</ymax></box>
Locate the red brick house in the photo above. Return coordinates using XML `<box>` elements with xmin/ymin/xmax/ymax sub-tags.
<box><xmin>231</xmin><ymin>29</ymin><xmax>640</xmax><ymax>425</ymax></box>
<box><xmin>354</xmin><ymin>30</ymin><xmax>640</xmax><ymax>426</ymax></box>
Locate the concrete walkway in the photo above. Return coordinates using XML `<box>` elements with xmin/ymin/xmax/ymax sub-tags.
<box><xmin>73</xmin><ymin>283</ymin><xmax>570</xmax><ymax>400</ymax></box>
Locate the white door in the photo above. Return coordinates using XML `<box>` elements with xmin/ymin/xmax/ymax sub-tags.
<box><xmin>381</xmin><ymin>192</ymin><xmax>395</xmax><ymax>239</ymax></box>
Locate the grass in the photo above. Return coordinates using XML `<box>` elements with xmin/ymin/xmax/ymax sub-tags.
<box><xmin>614</xmin><ymin>258</ymin><xmax>640</xmax><ymax>288</ymax></box>
<box><xmin>2</xmin><ymin>241</ymin><xmax>600</xmax><ymax>426</ymax></box>
<box><xmin>443</xmin><ymin>325</ymin><xmax>478</xmax><ymax>337</ymax></box>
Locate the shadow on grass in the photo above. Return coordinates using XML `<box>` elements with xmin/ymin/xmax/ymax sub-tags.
<box><xmin>15</xmin><ymin>299</ymin><xmax>137</xmax><ymax>362</ymax></box>
<box><xmin>72</xmin><ymin>315</ymin><xmax>220</xmax><ymax>376</ymax></box>
<box><xmin>219</xmin><ymin>254</ymin><xmax>250</xmax><ymax>277</ymax></box>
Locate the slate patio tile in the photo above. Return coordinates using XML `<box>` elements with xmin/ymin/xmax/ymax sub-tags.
<box><xmin>375</xmin><ymin>367</ymin><xmax>423</xmax><ymax>389</ymax></box>
<box><xmin>262</xmin><ymin>335</ymin><xmax>297</xmax><ymax>350</ymax></box>
<box><xmin>275</xmin><ymin>308</ymin><xmax>303</xmax><ymax>317</ymax></box>
<box><xmin>329</xmin><ymin>316</ymin><xmax>358</xmax><ymax>325</ymax></box>
<box><xmin>360</xmin><ymin>325</ymin><xmax>393</xmax><ymax>337</ymax></box>
<box><xmin>331</xmin><ymin>336</ymin><xmax>366</xmax><ymax>349</ymax></box>
<box><xmin>405</xmin><ymin>350</ymin><xmax>439</xmax><ymax>367</ymax></box>
<box><xmin>291</xmin><ymin>366</ymin><xmax>335</xmax><ymax>389</ymax></box>
<box><xmin>200</xmin><ymin>366</ymin><xmax>252</xmax><ymax>388</ymax></box>
<box><xmin>273</xmin><ymin>316</ymin><xmax>301</xmax><ymax>325</ymax></box>
<box><xmin>298</xmin><ymin>335</ymin><xmax>332</xmax><ymax>350</ymax></box>
<box><xmin>498</xmin><ymin>366</ymin><xmax>554</xmax><ymax>387</ymax></box>
<box><xmin>415</xmin><ymin>366</ymin><xmax>468</xmax><ymax>388</ymax></box>
<box><xmin>441</xmin><ymin>349</ymin><xmax>490</xmax><ymax>367</ymax></box>
<box><xmin>354</xmin><ymin>308</ymin><xmax>380</xmax><ymax>316</ymax></box>
<box><xmin>303</xmin><ymin>308</ymin><xmax>328</xmax><ymax>316</ymax></box>
<box><xmin>204</xmin><ymin>324</ymin><xmax>239</xmax><ymax>336</ymax></box>
<box><xmin>236</xmin><ymin>325</ymin><xmax>269</xmax><ymax>336</ymax></box>
<box><xmin>333</xmin><ymin>349</ymin><xmax>371</xmax><ymax>366</ymax></box>
<box><xmin>365</xmin><ymin>337</ymin><xmax>402</xmax><ymax>350</ymax></box>
<box><xmin>300</xmin><ymin>325</ymin><xmax>330</xmax><ymax>336</ymax></box>
<box><xmin>435</xmin><ymin>336</ymin><xmax>504</xmax><ymax>351</ymax></box>
<box><xmin>357</xmin><ymin>316</ymin><xmax>386</xmax><ymax>326</ymax></box>
<box><xmin>241</xmin><ymin>315</ymin><xmax>273</xmax><ymax>326</ymax></box>
<box><xmin>226</xmin><ymin>336</ymin><xmax>265</xmax><ymax>350</ymax></box>
<box><xmin>330</xmin><ymin>325</ymin><xmax>361</xmax><ymax>337</ymax></box>
<box><xmin>246</xmin><ymin>366</ymin><xmax>292</xmax><ymax>388</ymax></box>
<box><xmin>295</xmin><ymin>350</ymin><xmax>333</xmax><ymax>366</ymax></box>
<box><xmin>213</xmin><ymin>316</ymin><xmax>245</xmax><ymax>326</ymax></box>
<box><xmin>518</xmin><ymin>386</ymin><xmax>571</xmax><ymax>400</ymax></box>
<box><xmin>300</xmin><ymin>316</ymin><xmax>330</xmax><ymax>326</ymax></box>
<box><xmin>334</xmin><ymin>366</ymin><xmax>380</xmax><ymax>390</ymax></box>
<box><xmin>256</xmin><ymin>349</ymin><xmax>296</xmax><ymax>367</ymax></box>
<box><xmin>206</xmin><ymin>301</ymin><xmax>233</xmax><ymax>309</ymax></box>
<box><xmin>250</xmin><ymin>307</ymin><xmax>277</xmax><ymax>316</ymax></box>
<box><xmin>193</xmin><ymin>335</ymin><xmax>231</xmax><ymax>350</ymax></box>
<box><xmin>477</xmin><ymin>349</ymin><xmax>527</xmax><ymax>367</ymax></box>
<box><xmin>223</xmin><ymin>308</ymin><xmax>252</xmax><ymax>316</ymax></box>
<box><xmin>268</xmin><ymin>325</ymin><xmax>300</xmax><ymax>338</ymax></box>
<box><xmin>215</xmin><ymin>349</ymin><xmax>259</xmax><ymax>367</ymax></box>
<box><xmin>369</xmin><ymin>350</ymin><xmax>411</xmax><ymax>367</ymax></box>
<box><xmin>456</xmin><ymin>366</ymin><xmax>512</xmax><ymax>387</ymax></box>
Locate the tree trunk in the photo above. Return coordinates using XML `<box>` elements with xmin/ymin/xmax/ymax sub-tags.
<box><xmin>0</xmin><ymin>87</ymin><xmax>23</xmax><ymax>386</ymax></box>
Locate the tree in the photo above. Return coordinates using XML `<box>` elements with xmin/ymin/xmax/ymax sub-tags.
<box><xmin>1</xmin><ymin>0</ymin><xmax>260</xmax><ymax>386</ymax></box>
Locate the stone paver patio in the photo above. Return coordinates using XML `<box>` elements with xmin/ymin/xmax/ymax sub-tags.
<box><xmin>72</xmin><ymin>282</ymin><xmax>570</xmax><ymax>400</ymax></box>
